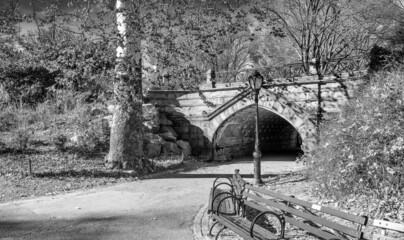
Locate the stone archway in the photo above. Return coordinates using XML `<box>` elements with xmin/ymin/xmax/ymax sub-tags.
<box><xmin>207</xmin><ymin>88</ymin><xmax>316</xmax><ymax>161</ymax></box>
<box><xmin>212</xmin><ymin>105</ymin><xmax>304</xmax><ymax>161</ymax></box>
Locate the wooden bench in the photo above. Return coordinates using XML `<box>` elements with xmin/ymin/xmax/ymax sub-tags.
<box><xmin>208</xmin><ymin>170</ymin><xmax>286</xmax><ymax>240</ymax></box>
<box><xmin>372</xmin><ymin>219</ymin><xmax>404</xmax><ymax>240</ymax></box>
<box><xmin>208</xmin><ymin>170</ymin><xmax>369</xmax><ymax>240</ymax></box>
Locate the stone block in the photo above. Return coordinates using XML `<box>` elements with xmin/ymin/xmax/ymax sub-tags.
<box><xmin>282</xmin><ymin>107</ymin><xmax>296</xmax><ymax>120</ymax></box>
<box><xmin>143</xmin><ymin>103</ymin><xmax>159</xmax><ymax>121</ymax></box>
<box><xmin>143</xmin><ymin>133</ymin><xmax>166</xmax><ymax>145</ymax></box>
<box><xmin>163</xmin><ymin>141</ymin><xmax>181</xmax><ymax>155</ymax></box>
<box><xmin>273</xmin><ymin>102</ymin><xmax>284</xmax><ymax>113</ymax></box>
<box><xmin>144</xmin><ymin>143</ymin><xmax>162</xmax><ymax>158</ymax></box>
<box><xmin>143</xmin><ymin>120</ymin><xmax>160</xmax><ymax>133</ymax></box>
<box><xmin>291</xmin><ymin>115</ymin><xmax>304</xmax><ymax>128</ymax></box>
<box><xmin>159</xmin><ymin>114</ymin><xmax>173</xmax><ymax>126</ymax></box>
<box><xmin>160</xmin><ymin>125</ymin><xmax>178</xmax><ymax>137</ymax></box>
<box><xmin>158</xmin><ymin>132</ymin><xmax>177</xmax><ymax>142</ymax></box>
<box><xmin>176</xmin><ymin>140</ymin><xmax>192</xmax><ymax>158</ymax></box>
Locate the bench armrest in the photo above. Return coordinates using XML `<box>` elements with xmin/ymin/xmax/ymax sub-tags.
<box><xmin>250</xmin><ymin>211</ymin><xmax>286</xmax><ymax>239</ymax></box>
<box><xmin>213</xmin><ymin>177</ymin><xmax>232</xmax><ymax>188</ymax></box>
<box><xmin>212</xmin><ymin>182</ymin><xmax>234</xmax><ymax>196</ymax></box>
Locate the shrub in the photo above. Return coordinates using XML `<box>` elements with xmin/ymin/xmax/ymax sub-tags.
<box><xmin>69</xmin><ymin>102</ymin><xmax>110</xmax><ymax>153</ymax></box>
<box><xmin>79</xmin><ymin>119</ymin><xmax>110</xmax><ymax>153</ymax></box>
<box><xmin>13</xmin><ymin>129</ymin><xmax>30</xmax><ymax>152</ymax></box>
<box><xmin>306</xmin><ymin>69</ymin><xmax>404</xmax><ymax>219</ymax></box>
<box><xmin>0</xmin><ymin>108</ymin><xmax>17</xmax><ymax>131</ymax></box>
<box><xmin>53</xmin><ymin>133</ymin><xmax>68</xmax><ymax>151</ymax></box>
<box><xmin>0</xmin><ymin>65</ymin><xmax>58</xmax><ymax>106</ymax></box>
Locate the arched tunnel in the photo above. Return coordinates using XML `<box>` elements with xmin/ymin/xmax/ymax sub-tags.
<box><xmin>213</xmin><ymin>105</ymin><xmax>302</xmax><ymax>161</ymax></box>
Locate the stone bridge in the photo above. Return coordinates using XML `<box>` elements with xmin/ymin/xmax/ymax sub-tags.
<box><xmin>147</xmin><ymin>72</ymin><xmax>366</xmax><ymax>161</ymax></box>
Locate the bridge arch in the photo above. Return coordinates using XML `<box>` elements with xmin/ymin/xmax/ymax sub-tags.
<box><xmin>207</xmin><ymin>90</ymin><xmax>316</xmax><ymax>160</ymax></box>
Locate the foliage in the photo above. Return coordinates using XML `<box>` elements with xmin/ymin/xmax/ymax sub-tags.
<box><xmin>13</xmin><ymin>129</ymin><xmax>31</xmax><ymax>152</ymax></box>
<box><xmin>306</xmin><ymin>69</ymin><xmax>404</xmax><ymax>219</ymax></box>
<box><xmin>69</xmin><ymin>102</ymin><xmax>110</xmax><ymax>153</ymax></box>
<box><xmin>53</xmin><ymin>133</ymin><xmax>68</xmax><ymax>151</ymax></box>
<box><xmin>0</xmin><ymin>65</ymin><xmax>59</xmax><ymax>105</ymax></box>
<box><xmin>0</xmin><ymin>0</ymin><xmax>24</xmax><ymax>35</ymax></box>
<box><xmin>369</xmin><ymin>45</ymin><xmax>404</xmax><ymax>72</ymax></box>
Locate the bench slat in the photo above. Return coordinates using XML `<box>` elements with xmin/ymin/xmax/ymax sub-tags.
<box><xmin>246</xmin><ymin>184</ymin><xmax>367</xmax><ymax>225</ymax></box>
<box><xmin>226</xmin><ymin>214</ymin><xmax>280</xmax><ymax>239</ymax></box>
<box><xmin>283</xmin><ymin>215</ymin><xmax>345</xmax><ymax>240</ymax></box>
<box><xmin>373</xmin><ymin>234</ymin><xmax>399</xmax><ymax>240</ymax></box>
<box><xmin>211</xmin><ymin>214</ymin><xmax>280</xmax><ymax>240</ymax></box>
<box><xmin>373</xmin><ymin>219</ymin><xmax>404</xmax><ymax>233</ymax></box>
<box><xmin>211</xmin><ymin>214</ymin><xmax>255</xmax><ymax>240</ymax></box>
<box><xmin>244</xmin><ymin>192</ymin><xmax>362</xmax><ymax>238</ymax></box>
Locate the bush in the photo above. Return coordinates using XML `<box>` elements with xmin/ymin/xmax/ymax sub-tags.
<box><xmin>306</xmin><ymin>69</ymin><xmax>404</xmax><ymax>219</ymax></box>
<box><xmin>0</xmin><ymin>65</ymin><xmax>58</xmax><ymax>106</ymax></box>
<box><xmin>69</xmin><ymin>102</ymin><xmax>110</xmax><ymax>153</ymax></box>
<box><xmin>0</xmin><ymin>109</ymin><xmax>17</xmax><ymax>131</ymax></box>
<box><xmin>369</xmin><ymin>45</ymin><xmax>404</xmax><ymax>73</ymax></box>
<box><xmin>13</xmin><ymin>129</ymin><xmax>30</xmax><ymax>152</ymax></box>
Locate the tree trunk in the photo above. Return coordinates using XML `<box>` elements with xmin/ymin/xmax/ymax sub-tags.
<box><xmin>106</xmin><ymin>0</ymin><xmax>143</xmax><ymax>170</ymax></box>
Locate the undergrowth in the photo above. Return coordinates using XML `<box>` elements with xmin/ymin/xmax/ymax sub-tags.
<box><xmin>305</xmin><ymin>69</ymin><xmax>404</xmax><ymax>221</ymax></box>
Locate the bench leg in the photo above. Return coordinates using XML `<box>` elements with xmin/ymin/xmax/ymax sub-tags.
<box><xmin>215</xmin><ymin>226</ymin><xmax>227</xmax><ymax>240</ymax></box>
<box><xmin>208</xmin><ymin>221</ymin><xmax>220</xmax><ymax>237</ymax></box>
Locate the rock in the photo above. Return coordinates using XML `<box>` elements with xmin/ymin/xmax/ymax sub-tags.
<box><xmin>142</xmin><ymin>104</ymin><xmax>160</xmax><ymax>133</ymax></box>
<box><xmin>158</xmin><ymin>126</ymin><xmax>178</xmax><ymax>142</ymax></box>
<box><xmin>143</xmin><ymin>120</ymin><xmax>160</xmax><ymax>133</ymax></box>
<box><xmin>159</xmin><ymin>125</ymin><xmax>177</xmax><ymax>137</ymax></box>
<box><xmin>143</xmin><ymin>133</ymin><xmax>165</xmax><ymax>157</ymax></box>
<box><xmin>163</xmin><ymin>141</ymin><xmax>181</xmax><ymax>155</ymax></box>
<box><xmin>143</xmin><ymin>103</ymin><xmax>159</xmax><ymax>121</ymax></box>
<box><xmin>176</xmin><ymin>140</ymin><xmax>191</xmax><ymax>158</ymax></box>
<box><xmin>158</xmin><ymin>132</ymin><xmax>177</xmax><ymax>142</ymax></box>
<box><xmin>143</xmin><ymin>133</ymin><xmax>166</xmax><ymax>145</ymax></box>
<box><xmin>144</xmin><ymin>143</ymin><xmax>162</xmax><ymax>157</ymax></box>
<box><xmin>159</xmin><ymin>114</ymin><xmax>173</xmax><ymax>126</ymax></box>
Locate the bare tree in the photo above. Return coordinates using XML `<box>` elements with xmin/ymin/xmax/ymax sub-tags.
<box><xmin>252</xmin><ymin>0</ymin><xmax>375</xmax><ymax>76</ymax></box>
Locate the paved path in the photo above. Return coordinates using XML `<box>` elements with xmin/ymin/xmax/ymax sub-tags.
<box><xmin>0</xmin><ymin>154</ymin><xmax>303</xmax><ymax>240</ymax></box>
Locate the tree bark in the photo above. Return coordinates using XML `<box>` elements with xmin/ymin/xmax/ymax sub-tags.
<box><xmin>106</xmin><ymin>0</ymin><xmax>143</xmax><ymax>170</ymax></box>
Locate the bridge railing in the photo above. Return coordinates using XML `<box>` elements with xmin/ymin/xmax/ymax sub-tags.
<box><xmin>212</xmin><ymin>56</ymin><xmax>369</xmax><ymax>83</ymax></box>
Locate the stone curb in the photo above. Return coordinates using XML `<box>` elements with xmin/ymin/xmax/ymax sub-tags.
<box><xmin>193</xmin><ymin>203</ymin><xmax>209</xmax><ymax>240</ymax></box>
<box><xmin>139</xmin><ymin>167</ymin><xmax>186</xmax><ymax>180</ymax></box>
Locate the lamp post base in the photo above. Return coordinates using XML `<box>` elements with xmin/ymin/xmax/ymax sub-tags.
<box><xmin>254</xmin><ymin>178</ymin><xmax>263</xmax><ymax>185</ymax></box>
<box><xmin>253</xmin><ymin>151</ymin><xmax>262</xmax><ymax>186</ymax></box>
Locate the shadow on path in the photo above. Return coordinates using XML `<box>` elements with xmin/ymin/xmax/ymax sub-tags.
<box><xmin>0</xmin><ymin>216</ymin><xmax>121</xmax><ymax>240</ymax></box>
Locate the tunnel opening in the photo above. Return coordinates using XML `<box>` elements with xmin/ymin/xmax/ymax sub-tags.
<box><xmin>212</xmin><ymin>105</ymin><xmax>302</xmax><ymax>161</ymax></box>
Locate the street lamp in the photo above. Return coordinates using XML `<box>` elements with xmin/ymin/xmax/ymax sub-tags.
<box><xmin>248</xmin><ymin>70</ymin><xmax>264</xmax><ymax>185</ymax></box>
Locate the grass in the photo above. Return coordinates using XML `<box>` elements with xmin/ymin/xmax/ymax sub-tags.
<box><xmin>0</xmin><ymin>102</ymin><xmax>185</xmax><ymax>203</ymax></box>
<box><xmin>0</xmin><ymin>141</ymin><xmax>185</xmax><ymax>203</ymax></box>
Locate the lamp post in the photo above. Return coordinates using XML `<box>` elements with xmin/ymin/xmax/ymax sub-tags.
<box><xmin>248</xmin><ymin>70</ymin><xmax>264</xmax><ymax>185</ymax></box>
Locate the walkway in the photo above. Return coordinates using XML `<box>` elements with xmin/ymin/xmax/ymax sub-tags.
<box><xmin>0</xmin><ymin>154</ymin><xmax>304</xmax><ymax>240</ymax></box>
